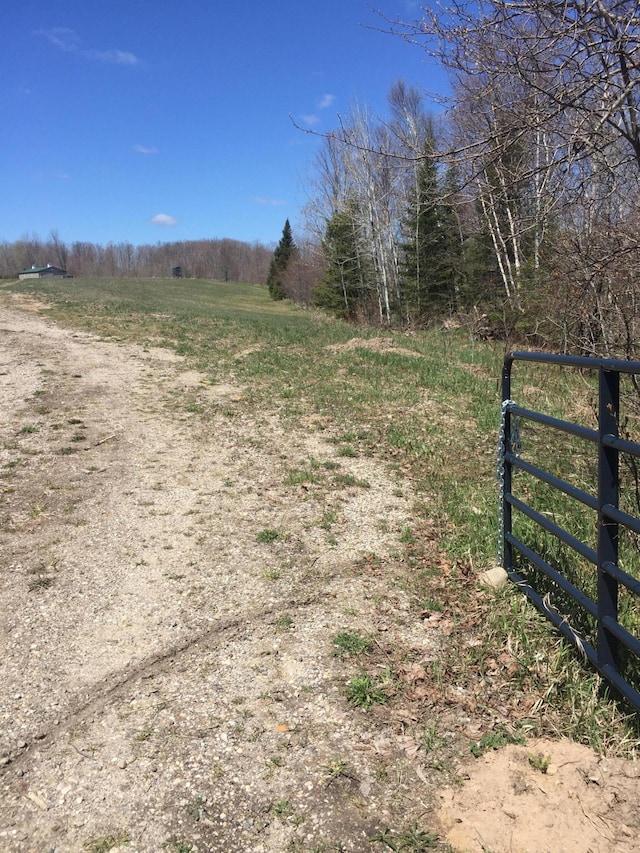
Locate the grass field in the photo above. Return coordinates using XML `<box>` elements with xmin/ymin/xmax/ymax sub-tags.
<box><xmin>8</xmin><ymin>275</ymin><xmax>640</xmax><ymax>751</ymax></box>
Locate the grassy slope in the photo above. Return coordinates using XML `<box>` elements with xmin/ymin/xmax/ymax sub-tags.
<box><xmin>9</xmin><ymin>275</ymin><xmax>639</xmax><ymax>752</ymax></box>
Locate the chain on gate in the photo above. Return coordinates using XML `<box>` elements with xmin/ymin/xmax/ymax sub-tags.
<box><xmin>497</xmin><ymin>398</ymin><xmax>520</xmax><ymax>566</ymax></box>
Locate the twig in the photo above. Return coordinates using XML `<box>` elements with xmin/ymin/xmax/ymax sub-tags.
<box><xmin>87</xmin><ymin>434</ymin><xmax>118</xmax><ymax>449</ymax></box>
<box><xmin>70</xmin><ymin>743</ymin><xmax>96</xmax><ymax>761</ymax></box>
<box><xmin>577</xmin><ymin>795</ymin><xmax>614</xmax><ymax>842</ymax></box>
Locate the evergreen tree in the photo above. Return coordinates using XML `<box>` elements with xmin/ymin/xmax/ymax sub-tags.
<box><xmin>401</xmin><ymin>149</ymin><xmax>456</xmax><ymax>322</ymax></box>
<box><xmin>314</xmin><ymin>202</ymin><xmax>371</xmax><ymax>319</ymax></box>
<box><xmin>438</xmin><ymin>167</ymin><xmax>466</xmax><ymax>311</ymax></box>
<box><xmin>267</xmin><ymin>219</ymin><xmax>297</xmax><ymax>300</ymax></box>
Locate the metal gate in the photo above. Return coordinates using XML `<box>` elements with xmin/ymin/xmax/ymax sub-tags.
<box><xmin>500</xmin><ymin>351</ymin><xmax>640</xmax><ymax>710</ymax></box>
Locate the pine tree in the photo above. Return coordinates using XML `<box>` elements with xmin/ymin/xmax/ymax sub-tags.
<box><xmin>401</xmin><ymin>150</ymin><xmax>455</xmax><ymax>322</ymax></box>
<box><xmin>267</xmin><ymin>219</ymin><xmax>297</xmax><ymax>300</ymax></box>
<box><xmin>314</xmin><ymin>202</ymin><xmax>371</xmax><ymax>319</ymax></box>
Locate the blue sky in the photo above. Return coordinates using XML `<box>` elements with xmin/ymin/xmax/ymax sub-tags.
<box><xmin>2</xmin><ymin>1</ymin><xmax>448</xmax><ymax>247</ymax></box>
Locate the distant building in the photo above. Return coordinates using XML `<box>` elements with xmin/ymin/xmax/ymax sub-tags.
<box><xmin>18</xmin><ymin>264</ymin><xmax>72</xmax><ymax>280</ymax></box>
<box><xmin>172</xmin><ymin>266</ymin><xmax>183</xmax><ymax>278</ymax></box>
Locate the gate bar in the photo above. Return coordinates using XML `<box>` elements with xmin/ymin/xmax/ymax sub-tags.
<box><xmin>597</xmin><ymin>366</ymin><xmax>620</xmax><ymax>672</ymax></box>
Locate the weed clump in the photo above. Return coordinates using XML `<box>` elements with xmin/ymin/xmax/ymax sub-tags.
<box><xmin>333</xmin><ymin>631</ymin><xmax>371</xmax><ymax>657</ymax></box>
<box><xmin>470</xmin><ymin>724</ymin><xmax>526</xmax><ymax>757</ymax></box>
<box><xmin>347</xmin><ymin>673</ymin><xmax>388</xmax><ymax>708</ymax></box>
<box><xmin>256</xmin><ymin>528</ymin><xmax>281</xmax><ymax>543</ymax></box>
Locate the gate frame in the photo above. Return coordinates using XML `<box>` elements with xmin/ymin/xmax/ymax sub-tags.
<box><xmin>501</xmin><ymin>351</ymin><xmax>640</xmax><ymax>710</ymax></box>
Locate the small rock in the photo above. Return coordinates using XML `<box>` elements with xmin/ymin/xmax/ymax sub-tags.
<box><xmin>26</xmin><ymin>791</ymin><xmax>48</xmax><ymax>811</ymax></box>
<box><xmin>479</xmin><ymin>566</ymin><xmax>509</xmax><ymax>589</ymax></box>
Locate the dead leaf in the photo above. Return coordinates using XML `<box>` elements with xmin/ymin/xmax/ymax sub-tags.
<box><xmin>399</xmin><ymin>663</ymin><xmax>428</xmax><ymax>683</ymax></box>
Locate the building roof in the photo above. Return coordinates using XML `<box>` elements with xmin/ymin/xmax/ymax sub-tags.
<box><xmin>18</xmin><ymin>264</ymin><xmax>67</xmax><ymax>274</ymax></box>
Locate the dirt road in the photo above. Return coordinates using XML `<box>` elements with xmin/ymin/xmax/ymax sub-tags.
<box><xmin>1</xmin><ymin>293</ymin><xmax>638</xmax><ymax>853</ymax></box>
<box><xmin>0</xmin><ymin>293</ymin><xmax>443</xmax><ymax>851</ymax></box>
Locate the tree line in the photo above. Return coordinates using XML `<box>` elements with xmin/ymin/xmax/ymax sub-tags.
<box><xmin>0</xmin><ymin>233</ymin><xmax>273</xmax><ymax>285</ymax></box>
<box><xmin>268</xmin><ymin>2</ymin><xmax>640</xmax><ymax>358</ymax></box>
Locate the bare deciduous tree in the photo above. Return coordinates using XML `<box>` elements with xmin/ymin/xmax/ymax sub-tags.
<box><xmin>386</xmin><ymin>1</ymin><xmax>640</xmax><ymax>352</ymax></box>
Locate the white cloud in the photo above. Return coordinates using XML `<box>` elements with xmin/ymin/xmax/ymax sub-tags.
<box><xmin>36</xmin><ymin>27</ymin><xmax>80</xmax><ymax>52</ymax></box>
<box><xmin>296</xmin><ymin>93</ymin><xmax>335</xmax><ymax>128</ymax></box>
<box><xmin>253</xmin><ymin>197</ymin><xmax>286</xmax><ymax>206</ymax></box>
<box><xmin>150</xmin><ymin>213</ymin><xmax>178</xmax><ymax>226</ymax></box>
<box><xmin>318</xmin><ymin>94</ymin><xmax>335</xmax><ymax>109</ymax></box>
<box><xmin>29</xmin><ymin>170</ymin><xmax>71</xmax><ymax>182</ymax></box>
<box><xmin>86</xmin><ymin>49</ymin><xmax>139</xmax><ymax>66</ymax></box>
<box><xmin>134</xmin><ymin>145</ymin><xmax>159</xmax><ymax>155</ymax></box>
<box><xmin>36</xmin><ymin>28</ymin><xmax>139</xmax><ymax>65</ymax></box>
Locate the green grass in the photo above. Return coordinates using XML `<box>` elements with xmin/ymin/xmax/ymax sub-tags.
<box><xmin>256</xmin><ymin>528</ymin><xmax>281</xmax><ymax>544</ymax></box>
<box><xmin>528</xmin><ymin>751</ymin><xmax>552</xmax><ymax>773</ymax></box>
<box><xmin>269</xmin><ymin>797</ymin><xmax>295</xmax><ymax>820</ymax></box>
<box><xmin>337</xmin><ymin>444</ymin><xmax>358</xmax><ymax>457</ymax></box>
<box><xmin>333</xmin><ymin>472</ymin><xmax>370</xmax><ymax>489</ymax></box>
<box><xmin>263</xmin><ymin>567</ymin><xmax>282</xmax><ymax>580</ymax></box>
<box><xmin>399</xmin><ymin>524</ymin><xmax>415</xmax><ymax>545</ymax></box>
<box><xmin>272</xmin><ymin>613</ymin><xmax>294</xmax><ymax>630</ymax></box>
<box><xmin>369</xmin><ymin>826</ymin><xmax>444</xmax><ymax>850</ymax></box>
<box><xmin>469</xmin><ymin>725</ymin><xmax>526</xmax><ymax>757</ymax></box>
<box><xmin>84</xmin><ymin>831</ymin><xmax>129</xmax><ymax>852</ymax></box>
<box><xmin>322</xmin><ymin>758</ymin><xmax>358</xmax><ymax>785</ymax></box>
<box><xmin>134</xmin><ymin>727</ymin><xmax>154</xmax><ymax>742</ymax></box>
<box><xmin>320</xmin><ymin>507</ymin><xmax>339</xmax><ymax>530</ymax></box>
<box><xmin>185</xmin><ymin>796</ymin><xmax>206</xmax><ymax>822</ymax></box>
<box><xmin>333</xmin><ymin>631</ymin><xmax>372</xmax><ymax>657</ymax></box>
<box><xmin>347</xmin><ymin>673</ymin><xmax>388</xmax><ymax>708</ymax></box>
<box><xmin>10</xmin><ymin>275</ymin><xmax>640</xmax><ymax>751</ymax></box>
<box><xmin>284</xmin><ymin>467</ymin><xmax>321</xmax><ymax>486</ymax></box>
